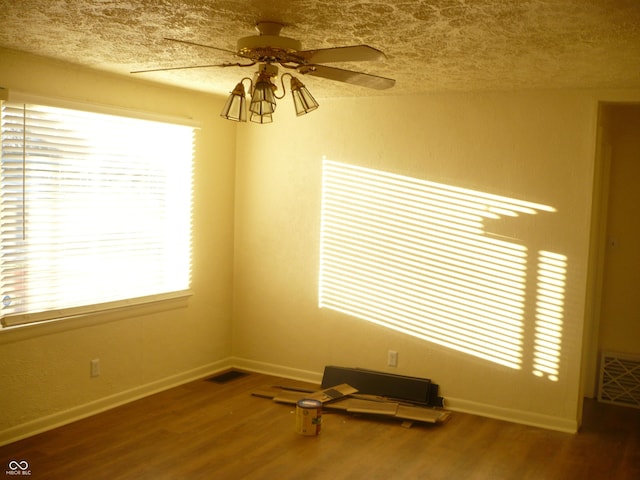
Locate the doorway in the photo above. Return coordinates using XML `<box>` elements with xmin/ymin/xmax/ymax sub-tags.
<box><xmin>583</xmin><ymin>103</ymin><xmax>640</xmax><ymax>400</ymax></box>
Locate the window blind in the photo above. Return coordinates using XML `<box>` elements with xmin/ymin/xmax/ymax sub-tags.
<box><xmin>0</xmin><ymin>102</ymin><xmax>194</xmax><ymax>327</ymax></box>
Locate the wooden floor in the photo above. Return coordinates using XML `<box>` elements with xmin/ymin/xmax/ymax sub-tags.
<box><xmin>2</xmin><ymin>371</ymin><xmax>639</xmax><ymax>479</ymax></box>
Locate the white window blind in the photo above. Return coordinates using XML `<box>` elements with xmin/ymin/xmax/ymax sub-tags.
<box><xmin>0</xmin><ymin>101</ymin><xmax>194</xmax><ymax>327</ymax></box>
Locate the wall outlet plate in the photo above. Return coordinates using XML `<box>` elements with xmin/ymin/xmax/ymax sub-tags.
<box><xmin>387</xmin><ymin>350</ymin><xmax>398</xmax><ymax>367</ymax></box>
<box><xmin>90</xmin><ymin>358</ymin><xmax>100</xmax><ymax>377</ymax></box>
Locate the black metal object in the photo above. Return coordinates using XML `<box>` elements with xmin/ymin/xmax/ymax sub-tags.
<box><xmin>321</xmin><ymin>365</ymin><xmax>444</xmax><ymax>407</ymax></box>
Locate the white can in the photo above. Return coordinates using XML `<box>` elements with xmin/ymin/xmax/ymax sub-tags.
<box><xmin>296</xmin><ymin>398</ymin><xmax>322</xmax><ymax>436</ymax></box>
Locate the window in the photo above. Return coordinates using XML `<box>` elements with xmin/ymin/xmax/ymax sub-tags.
<box><xmin>0</xmin><ymin>100</ymin><xmax>194</xmax><ymax>327</ymax></box>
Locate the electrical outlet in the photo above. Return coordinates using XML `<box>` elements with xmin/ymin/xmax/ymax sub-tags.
<box><xmin>90</xmin><ymin>358</ymin><xmax>101</xmax><ymax>377</ymax></box>
<box><xmin>387</xmin><ymin>350</ymin><xmax>398</xmax><ymax>367</ymax></box>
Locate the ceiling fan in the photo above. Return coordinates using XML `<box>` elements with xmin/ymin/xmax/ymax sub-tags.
<box><xmin>132</xmin><ymin>21</ymin><xmax>395</xmax><ymax>90</ymax></box>
<box><xmin>132</xmin><ymin>21</ymin><xmax>395</xmax><ymax>123</ymax></box>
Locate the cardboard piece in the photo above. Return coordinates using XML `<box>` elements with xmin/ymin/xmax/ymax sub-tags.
<box><xmin>306</xmin><ymin>383</ymin><xmax>359</xmax><ymax>403</ymax></box>
<box><xmin>269</xmin><ymin>383</ymin><xmax>356</xmax><ymax>404</ymax></box>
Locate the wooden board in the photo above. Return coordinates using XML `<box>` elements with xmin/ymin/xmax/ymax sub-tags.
<box><xmin>260</xmin><ymin>383</ymin><xmax>357</xmax><ymax>405</ymax></box>
<box><xmin>396</xmin><ymin>405</ymin><xmax>450</xmax><ymax>423</ymax></box>
<box><xmin>335</xmin><ymin>397</ymin><xmax>399</xmax><ymax>415</ymax></box>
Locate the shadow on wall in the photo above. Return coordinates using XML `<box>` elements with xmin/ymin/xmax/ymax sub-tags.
<box><xmin>318</xmin><ymin>159</ymin><xmax>566</xmax><ymax>382</ymax></box>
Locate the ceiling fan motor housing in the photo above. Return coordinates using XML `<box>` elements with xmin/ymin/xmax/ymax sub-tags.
<box><xmin>237</xmin><ymin>21</ymin><xmax>304</xmax><ymax>64</ymax></box>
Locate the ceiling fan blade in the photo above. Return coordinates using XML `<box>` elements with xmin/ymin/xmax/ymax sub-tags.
<box><xmin>302</xmin><ymin>65</ymin><xmax>395</xmax><ymax>90</ymax></box>
<box><xmin>163</xmin><ymin>37</ymin><xmax>237</xmax><ymax>56</ymax></box>
<box><xmin>131</xmin><ymin>62</ymin><xmax>254</xmax><ymax>74</ymax></box>
<box><xmin>300</xmin><ymin>45</ymin><xmax>386</xmax><ymax>64</ymax></box>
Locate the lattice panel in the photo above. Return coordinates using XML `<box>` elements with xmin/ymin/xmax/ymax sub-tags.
<box><xmin>598</xmin><ymin>351</ymin><xmax>640</xmax><ymax>409</ymax></box>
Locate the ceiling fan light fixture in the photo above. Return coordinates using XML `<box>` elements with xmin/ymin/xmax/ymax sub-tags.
<box><xmin>220</xmin><ymin>80</ymin><xmax>248</xmax><ymax>122</ymax></box>
<box><xmin>249</xmin><ymin>73</ymin><xmax>277</xmax><ymax>115</ymax></box>
<box><xmin>290</xmin><ymin>76</ymin><xmax>319</xmax><ymax>116</ymax></box>
<box><xmin>250</xmin><ymin>112</ymin><xmax>273</xmax><ymax>124</ymax></box>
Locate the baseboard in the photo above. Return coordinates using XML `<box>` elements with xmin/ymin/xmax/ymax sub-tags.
<box><xmin>2</xmin><ymin>358</ymin><xmax>578</xmax><ymax>446</ymax></box>
<box><xmin>0</xmin><ymin>359</ymin><xmax>232</xmax><ymax>446</ymax></box>
<box><xmin>444</xmin><ymin>397</ymin><xmax>578</xmax><ymax>433</ymax></box>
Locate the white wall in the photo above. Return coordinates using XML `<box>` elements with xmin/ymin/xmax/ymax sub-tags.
<box><xmin>0</xmin><ymin>48</ymin><xmax>237</xmax><ymax>444</ymax></box>
<box><xmin>231</xmin><ymin>89</ymin><xmax>638</xmax><ymax>432</ymax></box>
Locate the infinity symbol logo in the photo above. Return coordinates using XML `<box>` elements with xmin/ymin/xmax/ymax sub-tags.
<box><xmin>8</xmin><ymin>460</ymin><xmax>29</xmax><ymax>471</ymax></box>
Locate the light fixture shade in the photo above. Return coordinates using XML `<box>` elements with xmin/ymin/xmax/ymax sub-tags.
<box><xmin>220</xmin><ymin>82</ymin><xmax>247</xmax><ymax>122</ymax></box>
<box><xmin>290</xmin><ymin>77</ymin><xmax>319</xmax><ymax>116</ymax></box>
<box><xmin>250</xmin><ymin>112</ymin><xmax>273</xmax><ymax>124</ymax></box>
<box><xmin>250</xmin><ymin>74</ymin><xmax>277</xmax><ymax>115</ymax></box>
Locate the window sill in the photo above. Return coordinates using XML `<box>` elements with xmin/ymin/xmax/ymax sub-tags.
<box><xmin>0</xmin><ymin>290</ymin><xmax>192</xmax><ymax>345</ymax></box>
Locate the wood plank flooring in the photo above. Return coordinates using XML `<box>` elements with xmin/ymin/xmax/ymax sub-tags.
<box><xmin>2</xmin><ymin>371</ymin><xmax>639</xmax><ymax>479</ymax></box>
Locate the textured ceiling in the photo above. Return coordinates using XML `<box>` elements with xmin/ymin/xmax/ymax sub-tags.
<box><xmin>0</xmin><ymin>0</ymin><xmax>639</xmax><ymax>98</ymax></box>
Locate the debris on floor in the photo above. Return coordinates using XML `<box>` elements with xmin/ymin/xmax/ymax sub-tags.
<box><xmin>252</xmin><ymin>382</ymin><xmax>450</xmax><ymax>427</ymax></box>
